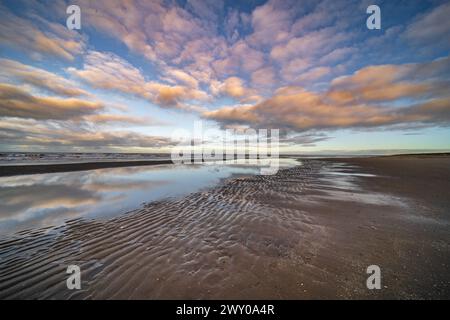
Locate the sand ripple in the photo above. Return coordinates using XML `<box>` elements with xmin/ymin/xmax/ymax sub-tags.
<box><xmin>1</xmin><ymin>159</ymin><xmax>448</xmax><ymax>299</ymax></box>
<box><xmin>0</xmin><ymin>162</ymin><xmax>330</xmax><ymax>299</ymax></box>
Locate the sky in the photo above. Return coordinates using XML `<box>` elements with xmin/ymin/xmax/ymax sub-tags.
<box><xmin>0</xmin><ymin>0</ymin><xmax>449</xmax><ymax>154</ymax></box>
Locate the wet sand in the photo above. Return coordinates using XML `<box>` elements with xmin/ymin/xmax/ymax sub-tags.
<box><xmin>0</xmin><ymin>156</ymin><xmax>449</xmax><ymax>299</ymax></box>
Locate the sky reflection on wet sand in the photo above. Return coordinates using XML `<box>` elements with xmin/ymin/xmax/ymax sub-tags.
<box><xmin>0</xmin><ymin>159</ymin><xmax>300</xmax><ymax>235</ymax></box>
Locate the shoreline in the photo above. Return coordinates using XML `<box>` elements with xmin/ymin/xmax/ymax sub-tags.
<box><xmin>1</xmin><ymin>152</ymin><xmax>449</xmax><ymax>177</ymax></box>
<box><xmin>0</xmin><ymin>160</ymin><xmax>174</xmax><ymax>177</ymax></box>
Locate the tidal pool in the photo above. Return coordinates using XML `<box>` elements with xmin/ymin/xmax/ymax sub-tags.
<box><xmin>0</xmin><ymin>159</ymin><xmax>300</xmax><ymax>235</ymax></box>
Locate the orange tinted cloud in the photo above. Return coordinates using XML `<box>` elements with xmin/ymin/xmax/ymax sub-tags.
<box><xmin>82</xmin><ymin>114</ymin><xmax>167</xmax><ymax>126</ymax></box>
<box><xmin>0</xmin><ymin>59</ymin><xmax>88</xmax><ymax>97</ymax></box>
<box><xmin>69</xmin><ymin>51</ymin><xmax>209</xmax><ymax>111</ymax></box>
<box><xmin>329</xmin><ymin>57</ymin><xmax>450</xmax><ymax>103</ymax></box>
<box><xmin>0</xmin><ymin>83</ymin><xmax>103</xmax><ymax>120</ymax></box>
<box><xmin>0</xmin><ymin>118</ymin><xmax>175</xmax><ymax>149</ymax></box>
<box><xmin>204</xmin><ymin>57</ymin><xmax>450</xmax><ymax>131</ymax></box>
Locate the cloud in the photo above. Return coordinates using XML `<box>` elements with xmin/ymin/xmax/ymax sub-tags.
<box><xmin>8</xmin><ymin>0</ymin><xmax>353</xmax><ymax>102</ymax></box>
<box><xmin>251</xmin><ymin>67</ymin><xmax>276</xmax><ymax>88</ymax></box>
<box><xmin>204</xmin><ymin>89</ymin><xmax>450</xmax><ymax>131</ymax></box>
<box><xmin>0</xmin><ymin>83</ymin><xmax>103</xmax><ymax>120</ymax></box>
<box><xmin>203</xmin><ymin>57</ymin><xmax>450</xmax><ymax>132</ymax></box>
<box><xmin>296</xmin><ymin>66</ymin><xmax>332</xmax><ymax>83</ymax></box>
<box><xmin>328</xmin><ymin>56</ymin><xmax>450</xmax><ymax>103</ymax></box>
<box><xmin>404</xmin><ymin>2</ymin><xmax>450</xmax><ymax>51</ymax></box>
<box><xmin>211</xmin><ymin>40</ymin><xmax>265</xmax><ymax>76</ymax></box>
<box><xmin>281</xmin><ymin>58</ymin><xmax>311</xmax><ymax>82</ymax></box>
<box><xmin>0</xmin><ymin>4</ymin><xmax>85</xmax><ymax>60</ymax></box>
<box><xmin>290</xmin><ymin>6</ymin><xmax>333</xmax><ymax>33</ymax></box>
<box><xmin>68</xmin><ymin>51</ymin><xmax>146</xmax><ymax>93</ymax></box>
<box><xmin>0</xmin><ymin>58</ymin><xmax>165</xmax><ymax>128</ymax></box>
<box><xmin>0</xmin><ymin>118</ymin><xmax>175</xmax><ymax>150</ymax></box>
<box><xmin>319</xmin><ymin>47</ymin><xmax>355</xmax><ymax>65</ymax></box>
<box><xmin>270</xmin><ymin>27</ymin><xmax>349</xmax><ymax>62</ymax></box>
<box><xmin>76</xmin><ymin>0</ymin><xmax>160</xmax><ymax>61</ymax></box>
<box><xmin>210</xmin><ymin>77</ymin><xmax>261</xmax><ymax>103</ymax></box>
<box><xmin>186</xmin><ymin>0</ymin><xmax>224</xmax><ymax>22</ymax></box>
<box><xmin>279</xmin><ymin>132</ymin><xmax>331</xmax><ymax>147</ymax></box>
<box><xmin>0</xmin><ymin>59</ymin><xmax>88</xmax><ymax>97</ymax></box>
<box><xmin>82</xmin><ymin>114</ymin><xmax>167</xmax><ymax>126</ymax></box>
<box><xmin>69</xmin><ymin>51</ymin><xmax>209</xmax><ymax>111</ymax></box>
<box><xmin>213</xmin><ymin>77</ymin><xmax>246</xmax><ymax>98</ymax></box>
<box><xmin>249</xmin><ymin>0</ymin><xmax>295</xmax><ymax>47</ymax></box>
<box><xmin>163</xmin><ymin>68</ymin><xmax>199</xmax><ymax>89</ymax></box>
<box><xmin>77</xmin><ymin>0</ymin><xmax>213</xmax><ymax>62</ymax></box>
<box><xmin>203</xmin><ymin>104</ymin><xmax>259</xmax><ymax>125</ymax></box>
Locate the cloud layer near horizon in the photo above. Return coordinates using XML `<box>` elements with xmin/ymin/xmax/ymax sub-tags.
<box><xmin>203</xmin><ymin>56</ymin><xmax>450</xmax><ymax>131</ymax></box>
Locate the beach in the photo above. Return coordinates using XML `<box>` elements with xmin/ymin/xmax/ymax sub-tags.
<box><xmin>0</xmin><ymin>155</ymin><xmax>449</xmax><ymax>299</ymax></box>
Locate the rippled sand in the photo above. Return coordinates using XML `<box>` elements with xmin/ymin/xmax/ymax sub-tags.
<box><xmin>0</xmin><ymin>159</ymin><xmax>449</xmax><ymax>299</ymax></box>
